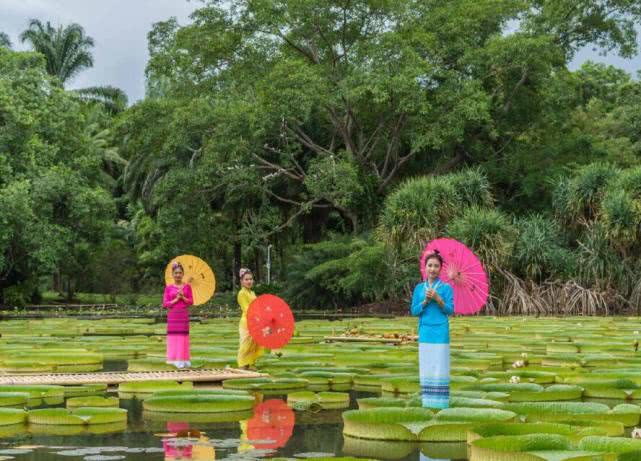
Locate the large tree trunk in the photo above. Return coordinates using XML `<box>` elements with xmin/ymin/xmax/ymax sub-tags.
<box><xmin>66</xmin><ymin>276</ymin><xmax>75</xmax><ymax>302</ymax></box>
<box><xmin>302</xmin><ymin>208</ymin><xmax>329</xmax><ymax>243</ymax></box>
<box><xmin>233</xmin><ymin>239</ymin><xmax>241</xmax><ymax>290</ymax></box>
<box><xmin>253</xmin><ymin>248</ymin><xmax>262</xmax><ymax>283</ymax></box>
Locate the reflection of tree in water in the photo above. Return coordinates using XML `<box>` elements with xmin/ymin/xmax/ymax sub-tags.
<box><xmin>291</xmin><ymin>423</ymin><xmax>344</xmax><ymax>453</ymax></box>
<box><xmin>420</xmin><ymin>452</ymin><xmax>450</xmax><ymax>461</ymax></box>
<box><xmin>122</xmin><ymin>396</ymin><xmax>144</xmax><ymax>428</ymax></box>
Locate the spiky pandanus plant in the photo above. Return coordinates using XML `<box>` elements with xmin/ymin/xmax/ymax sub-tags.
<box><xmin>552</xmin><ymin>162</ymin><xmax>619</xmax><ymax>226</ymax></box>
<box><xmin>379</xmin><ymin>168</ymin><xmax>494</xmax><ymax>250</ymax></box>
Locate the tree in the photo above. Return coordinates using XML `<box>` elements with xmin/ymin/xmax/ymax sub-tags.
<box><xmin>20</xmin><ymin>19</ymin><xmax>95</xmax><ymax>85</ymax></box>
<box><xmin>19</xmin><ymin>20</ymin><xmax>131</xmax><ymax>115</ymax></box>
<box><xmin>0</xmin><ymin>47</ymin><xmax>115</xmax><ymax>303</ymax></box>
<box><xmin>74</xmin><ymin>86</ymin><xmax>129</xmax><ymax>115</ymax></box>
<box><xmin>0</xmin><ymin>32</ymin><xmax>11</xmax><ymax>49</ymax></box>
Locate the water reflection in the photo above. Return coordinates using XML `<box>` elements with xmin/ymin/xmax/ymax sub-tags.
<box><xmin>420</xmin><ymin>453</ymin><xmax>450</xmax><ymax>461</ymax></box>
<box><xmin>241</xmin><ymin>399</ymin><xmax>295</xmax><ymax>451</ymax></box>
<box><xmin>160</xmin><ymin>421</ymin><xmax>216</xmax><ymax>460</ymax></box>
<box><xmin>0</xmin><ymin>390</ymin><xmax>471</xmax><ymax>460</ymax></box>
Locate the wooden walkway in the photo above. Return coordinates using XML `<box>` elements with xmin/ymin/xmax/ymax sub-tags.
<box><xmin>0</xmin><ymin>368</ymin><xmax>264</xmax><ymax>386</ymax></box>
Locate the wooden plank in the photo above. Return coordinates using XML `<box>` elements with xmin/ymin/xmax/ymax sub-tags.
<box><xmin>0</xmin><ymin>368</ymin><xmax>264</xmax><ymax>386</ymax></box>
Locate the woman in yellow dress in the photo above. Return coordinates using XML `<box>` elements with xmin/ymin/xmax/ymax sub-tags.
<box><xmin>237</xmin><ymin>268</ymin><xmax>264</xmax><ymax>368</ymax></box>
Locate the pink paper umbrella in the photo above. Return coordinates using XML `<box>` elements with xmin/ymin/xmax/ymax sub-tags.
<box><xmin>420</xmin><ymin>238</ymin><xmax>489</xmax><ymax>315</ymax></box>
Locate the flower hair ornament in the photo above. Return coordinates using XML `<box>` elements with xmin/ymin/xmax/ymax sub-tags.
<box><xmin>172</xmin><ymin>261</ymin><xmax>183</xmax><ymax>271</ymax></box>
<box><xmin>239</xmin><ymin>268</ymin><xmax>252</xmax><ymax>279</ymax></box>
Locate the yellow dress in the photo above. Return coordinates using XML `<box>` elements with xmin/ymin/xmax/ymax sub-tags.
<box><xmin>237</xmin><ymin>287</ymin><xmax>264</xmax><ymax>367</ymax></box>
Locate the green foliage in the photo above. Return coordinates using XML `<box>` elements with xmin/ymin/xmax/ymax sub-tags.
<box><xmin>512</xmin><ymin>215</ymin><xmax>573</xmax><ymax>281</ymax></box>
<box><xmin>379</xmin><ymin>169</ymin><xmax>493</xmax><ymax>247</ymax></box>
<box><xmin>284</xmin><ymin>237</ymin><xmax>365</xmax><ymax>309</ymax></box>
<box><xmin>5</xmin><ymin>2</ymin><xmax>641</xmax><ymax>312</ymax></box>
<box><xmin>0</xmin><ymin>47</ymin><xmax>115</xmax><ymax>302</ymax></box>
<box><xmin>553</xmin><ymin>162</ymin><xmax>618</xmax><ymax>223</ymax></box>
<box><xmin>446</xmin><ymin>207</ymin><xmax>517</xmax><ymax>270</ymax></box>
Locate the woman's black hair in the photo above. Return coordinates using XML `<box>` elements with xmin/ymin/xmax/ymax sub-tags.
<box><xmin>425</xmin><ymin>250</ymin><xmax>444</xmax><ymax>265</ymax></box>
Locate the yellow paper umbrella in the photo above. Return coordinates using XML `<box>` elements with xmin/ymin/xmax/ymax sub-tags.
<box><xmin>165</xmin><ymin>255</ymin><xmax>216</xmax><ymax>306</ymax></box>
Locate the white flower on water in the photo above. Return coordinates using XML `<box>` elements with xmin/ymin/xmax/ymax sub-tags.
<box><xmin>512</xmin><ymin>360</ymin><xmax>525</xmax><ymax>368</ymax></box>
<box><xmin>632</xmin><ymin>427</ymin><xmax>641</xmax><ymax>439</ymax></box>
<box><xmin>510</xmin><ymin>376</ymin><xmax>521</xmax><ymax>384</ymax></box>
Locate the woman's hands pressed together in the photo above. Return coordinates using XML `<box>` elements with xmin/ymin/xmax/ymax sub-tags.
<box><xmin>423</xmin><ymin>288</ymin><xmax>445</xmax><ymax>309</ymax></box>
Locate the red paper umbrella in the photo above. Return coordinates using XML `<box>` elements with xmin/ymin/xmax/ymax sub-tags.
<box><xmin>247</xmin><ymin>399</ymin><xmax>295</xmax><ymax>449</ymax></box>
<box><xmin>247</xmin><ymin>294</ymin><xmax>295</xmax><ymax>349</ymax></box>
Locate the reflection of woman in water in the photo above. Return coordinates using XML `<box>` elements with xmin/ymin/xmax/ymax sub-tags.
<box><xmin>162</xmin><ymin>422</ymin><xmax>215</xmax><ymax>460</ymax></box>
<box><xmin>239</xmin><ymin>398</ymin><xmax>295</xmax><ymax>453</ymax></box>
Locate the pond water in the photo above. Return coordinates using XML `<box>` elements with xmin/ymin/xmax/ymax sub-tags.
<box><xmin>0</xmin><ymin>390</ymin><xmax>461</xmax><ymax>461</ymax></box>
<box><xmin>4</xmin><ymin>317</ymin><xmax>641</xmax><ymax>460</ymax></box>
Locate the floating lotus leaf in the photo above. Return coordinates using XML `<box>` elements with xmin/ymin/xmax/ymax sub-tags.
<box><xmin>0</xmin><ymin>392</ymin><xmax>30</xmax><ymax>407</ymax></box>
<box><xmin>0</xmin><ymin>385</ymin><xmax>65</xmax><ymax>399</ymax></box>
<box><xmin>342</xmin><ymin>407</ymin><xmax>434</xmax><ymax>441</ymax></box>
<box><xmin>143</xmin><ymin>394</ymin><xmax>255</xmax><ymax>413</ymax></box>
<box><xmin>470</xmin><ymin>433</ymin><xmax>606</xmax><ymax>461</ymax></box>
<box><xmin>578</xmin><ymin>436</ymin><xmax>641</xmax><ymax>454</ymax></box>
<box><xmin>118</xmin><ymin>381</ymin><xmax>193</xmax><ymax>395</ymax></box>
<box><xmin>151</xmin><ymin>389</ymin><xmax>250</xmax><ymax>397</ymax></box>
<box><xmin>66</xmin><ymin>397</ymin><xmax>120</xmax><ymax>408</ymax></box>
<box><xmin>0</xmin><ymin>409</ymin><xmax>27</xmax><ymax>426</ymax></box>
<box><xmin>466</xmin><ymin>383</ymin><xmax>545</xmax><ymax>393</ymax></box>
<box><xmin>486</xmin><ymin>371</ymin><xmax>558</xmax><ymax>384</ymax></box>
<box><xmin>62</xmin><ymin>384</ymin><xmax>108</xmax><ymax>397</ymax></box>
<box><xmin>503</xmin><ymin>402</ymin><xmax>641</xmax><ymax>426</ymax></box>
<box><xmin>415</xmin><ymin>407</ymin><xmax>517</xmax><ymax>442</ymax></box>
<box><xmin>509</xmin><ymin>385</ymin><xmax>585</xmax><ymax>402</ymax></box>
<box><xmin>222</xmin><ymin>377</ymin><xmax>308</xmax><ymax>391</ymax></box>
<box><xmin>468</xmin><ymin>421</ymin><xmax>611</xmax><ymax>445</ymax></box>
<box><xmin>28</xmin><ymin>408</ymin><xmax>127</xmax><ymax>425</ymax></box>
<box><xmin>288</xmin><ymin>391</ymin><xmax>350</xmax><ymax>410</ymax></box>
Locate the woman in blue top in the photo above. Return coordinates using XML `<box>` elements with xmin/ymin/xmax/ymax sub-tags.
<box><xmin>410</xmin><ymin>249</ymin><xmax>454</xmax><ymax>409</ymax></box>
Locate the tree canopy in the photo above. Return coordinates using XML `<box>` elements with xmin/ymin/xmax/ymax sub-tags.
<box><xmin>2</xmin><ymin>1</ymin><xmax>641</xmax><ymax>312</ymax></box>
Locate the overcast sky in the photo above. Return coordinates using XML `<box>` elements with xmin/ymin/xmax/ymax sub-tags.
<box><xmin>1</xmin><ymin>0</ymin><xmax>640</xmax><ymax>103</ymax></box>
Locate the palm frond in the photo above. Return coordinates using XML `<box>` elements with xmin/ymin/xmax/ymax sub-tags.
<box><xmin>20</xmin><ymin>18</ymin><xmax>94</xmax><ymax>84</ymax></box>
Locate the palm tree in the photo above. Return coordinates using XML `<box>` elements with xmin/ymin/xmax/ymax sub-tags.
<box><xmin>0</xmin><ymin>32</ymin><xmax>11</xmax><ymax>48</ymax></box>
<box><xmin>20</xmin><ymin>19</ymin><xmax>94</xmax><ymax>85</ymax></box>
<box><xmin>83</xmin><ymin>105</ymin><xmax>128</xmax><ymax>188</ymax></box>
<box><xmin>20</xmin><ymin>20</ymin><xmax>128</xmax><ymax>113</ymax></box>
<box><xmin>74</xmin><ymin>86</ymin><xmax>129</xmax><ymax>114</ymax></box>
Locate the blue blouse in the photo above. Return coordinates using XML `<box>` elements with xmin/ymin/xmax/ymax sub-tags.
<box><xmin>410</xmin><ymin>278</ymin><xmax>454</xmax><ymax>343</ymax></box>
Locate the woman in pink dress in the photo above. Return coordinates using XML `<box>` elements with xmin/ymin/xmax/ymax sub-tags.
<box><xmin>163</xmin><ymin>262</ymin><xmax>194</xmax><ymax>368</ymax></box>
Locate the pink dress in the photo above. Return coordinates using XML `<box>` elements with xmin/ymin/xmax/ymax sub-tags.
<box><xmin>163</xmin><ymin>284</ymin><xmax>193</xmax><ymax>362</ymax></box>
